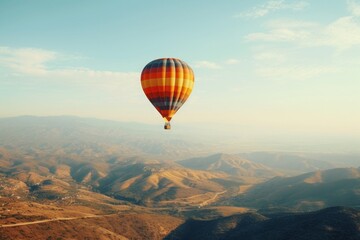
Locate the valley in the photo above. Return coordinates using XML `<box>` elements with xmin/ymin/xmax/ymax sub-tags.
<box><xmin>0</xmin><ymin>116</ymin><xmax>359</xmax><ymax>239</ymax></box>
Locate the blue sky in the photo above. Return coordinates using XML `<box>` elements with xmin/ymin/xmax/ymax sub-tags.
<box><xmin>1</xmin><ymin>0</ymin><xmax>359</xmax><ymax>150</ymax></box>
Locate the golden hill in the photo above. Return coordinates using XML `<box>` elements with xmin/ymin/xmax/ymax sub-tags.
<box><xmin>178</xmin><ymin>153</ymin><xmax>280</xmax><ymax>178</ymax></box>
<box><xmin>0</xmin><ymin>211</ymin><xmax>183</xmax><ymax>240</ymax></box>
<box><xmin>98</xmin><ymin>161</ymin><xmax>237</xmax><ymax>206</ymax></box>
<box><xmin>230</xmin><ymin>167</ymin><xmax>360</xmax><ymax>211</ymax></box>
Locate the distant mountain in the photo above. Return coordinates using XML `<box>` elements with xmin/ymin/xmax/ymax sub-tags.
<box><xmin>306</xmin><ymin>152</ymin><xmax>360</xmax><ymax>168</ymax></box>
<box><xmin>230</xmin><ymin>167</ymin><xmax>360</xmax><ymax>211</ymax></box>
<box><xmin>178</xmin><ymin>152</ymin><xmax>360</xmax><ymax>178</ymax></box>
<box><xmin>166</xmin><ymin>207</ymin><xmax>360</xmax><ymax>240</ymax></box>
<box><xmin>178</xmin><ymin>153</ymin><xmax>280</xmax><ymax>179</ymax></box>
<box><xmin>0</xmin><ymin>115</ymin><xmax>209</xmax><ymax>159</ymax></box>
<box><xmin>239</xmin><ymin>152</ymin><xmax>336</xmax><ymax>174</ymax></box>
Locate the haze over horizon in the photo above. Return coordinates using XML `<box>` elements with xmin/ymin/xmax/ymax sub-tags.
<box><xmin>1</xmin><ymin>2</ymin><xmax>360</xmax><ymax>239</ymax></box>
<box><xmin>1</xmin><ymin>0</ymin><xmax>359</xmax><ymax>152</ymax></box>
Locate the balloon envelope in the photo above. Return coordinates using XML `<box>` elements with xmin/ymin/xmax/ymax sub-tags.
<box><xmin>141</xmin><ymin>58</ymin><xmax>194</xmax><ymax>129</ymax></box>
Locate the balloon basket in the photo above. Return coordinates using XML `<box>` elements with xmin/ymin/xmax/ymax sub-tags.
<box><xmin>164</xmin><ymin>122</ymin><xmax>171</xmax><ymax>130</ymax></box>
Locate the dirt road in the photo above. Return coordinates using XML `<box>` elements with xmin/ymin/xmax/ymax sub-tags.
<box><xmin>0</xmin><ymin>214</ymin><xmax>107</xmax><ymax>228</ymax></box>
<box><xmin>199</xmin><ymin>190</ymin><xmax>226</xmax><ymax>207</ymax></box>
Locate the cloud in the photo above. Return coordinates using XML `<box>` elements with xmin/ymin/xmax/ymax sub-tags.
<box><xmin>225</xmin><ymin>58</ymin><xmax>240</xmax><ymax>65</ymax></box>
<box><xmin>319</xmin><ymin>16</ymin><xmax>360</xmax><ymax>50</ymax></box>
<box><xmin>0</xmin><ymin>47</ymin><xmax>57</xmax><ymax>75</ymax></box>
<box><xmin>194</xmin><ymin>60</ymin><xmax>221</xmax><ymax>69</ymax></box>
<box><xmin>235</xmin><ymin>0</ymin><xmax>308</xmax><ymax>18</ymax></box>
<box><xmin>245</xmin><ymin>19</ymin><xmax>316</xmax><ymax>42</ymax></box>
<box><xmin>0</xmin><ymin>46</ymin><xmax>139</xmax><ymax>87</ymax></box>
<box><xmin>245</xmin><ymin>14</ymin><xmax>360</xmax><ymax>50</ymax></box>
<box><xmin>245</xmin><ymin>28</ymin><xmax>310</xmax><ymax>42</ymax></box>
<box><xmin>256</xmin><ymin>66</ymin><xmax>336</xmax><ymax>80</ymax></box>
<box><xmin>244</xmin><ymin>1</ymin><xmax>360</xmax><ymax>50</ymax></box>
<box><xmin>0</xmin><ymin>47</ymin><xmax>141</xmax><ymax>96</ymax></box>
<box><xmin>348</xmin><ymin>0</ymin><xmax>360</xmax><ymax>16</ymax></box>
<box><xmin>266</xmin><ymin>19</ymin><xmax>318</xmax><ymax>29</ymax></box>
<box><xmin>253</xmin><ymin>51</ymin><xmax>286</xmax><ymax>62</ymax></box>
<box><xmin>193</xmin><ymin>59</ymin><xmax>240</xmax><ymax>69</ymax></box>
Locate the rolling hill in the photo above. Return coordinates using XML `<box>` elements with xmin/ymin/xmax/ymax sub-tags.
<box><xmin>178</xmin><ymin>153</ymin><xmax>280</xmax><ymax>179</ymax></box>
<box><xmin>1</xmin><ymin>116</ymin><xmax>360</xmax><ymax>239</ymax></box>
<box><xmin>97</xmin><ymin>160</ymin><xmax>238</xmax><ymax>206</ymax></box>
<box><xmin>230</xmin><ymin>167</ymin><xmax>360</xmax><ymax>211</ymax></box>
<box><xmin>179</xmin><ymin>151</ymin><xmax>360</xmax><ymax>178</ymax></box>
<box><xmin>0</xmin><ymin>147</ymin><xmax>244</xmax><ymax>207</ymax></box>
<box><xmin>166</xmin><ymin>207</ymin><xmax>360</xmax><ymax>240</ymax></box>
<box><xmin>0</xmin><ymin>212</ymin><xmax>183</xmax><ymax>240</ymax></box>
<box><xmin>238</xmin><ymin>152</ymin><xmax>355</xmax><ymax>174</ymax></box>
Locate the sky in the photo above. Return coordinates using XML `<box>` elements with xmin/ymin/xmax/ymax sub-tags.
<box><xmin>1</xmin><ymin>0</ymin><xmax>359</xmax><ymax>151</ymax></box>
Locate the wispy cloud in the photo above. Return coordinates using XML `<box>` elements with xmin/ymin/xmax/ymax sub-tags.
<box><xmin>246</xmin><ymin>17</ymin><xmax>357</xmax><ymax>81</ymax></box>
<box><xmin>0</xmin><ymin>47</ymin><xmax>57</xmax><ymax>75</ymax></box>
<box><xmin>194</xmin><ymin>60</ymin><xmax>221</xmax><ymax>69</ymax></box>
<box><xmin>235</xmin><ymin>0</ymin><xmax>308</xmax><ymax>19</ymax></box>
<box><xmin>245</xmin><ymin>19</ymin><xmax>316</xmax><ymax>42</ymax></box>
<box><xmin>246</xmin><ymin>27</ymin><xmax>310</xmax><ymax>42</ymax></box>
<box><xmin>0</xmin><ymin>46</ymin><xmax>140</xmax><ymax>96</ymax></box>
<box><xmin>193</xmin><ymin>59</ymin><xmax>240</xmax><ymax>69</ymax></box>
<box><xmin>225</xmin><ymin>58</ymin><xmax>240</xmax><ymax>65</ymax></box>
<box><xmin>256</xmin><ymin>66</ymin><xmax>336</xmax><ymax>80</ymax></box>
<box><xmin>245</xmin><ymin>11</ymin><xmax>360</xmax><ymax>50</ymax></box>
<box><xmin>253</xmin><ymin>51</ymin><xmax>286</xmax><ymax>62</ymax></box>
<box><xmin>319</xmin><ymin>16</ymin><xmax>360</xmax><ymax>50</ymax></box>
<box><xmin>348</xmin><ymin>0</ymin><xmax>360</xmax><ymax>16</ymax></box>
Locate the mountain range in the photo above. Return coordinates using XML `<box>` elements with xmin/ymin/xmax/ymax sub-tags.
<box><xmin>229</xmin><ymin>167</ymin><xmax>360</xmax><ymax>211</ymax></box>
<box><xmin>0</xmin><ymin>116</ymin><xmax>209</xmax><ymax>160</ymax></box>
<box><xmin>178</xmin><ymin>153</ymin><xmax>280</xmax><ymax>179</ymax></box>
<box><xmin>1</xmin><ymin>116</ymin><xmax>360</xmax><ymax>239</ymax></box>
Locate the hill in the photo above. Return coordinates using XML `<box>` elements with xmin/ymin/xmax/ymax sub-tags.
<box><xmin>97</xmin><ymin>160</ymin><xmax>239</xmax><ymax>206</ymax></box>
<box><xmin>239</xmin><ymin>152</ymin><xmax>360</xmax><ymax>174</ymax></box>
<box><xmin>229</xmin><ymin>167</ymin><xmax>360</xmax><ymax>211</ymax></box>
<box><xmin>179</xmin><ymin>152</ymin><xmax>360</xmax><ymax>178</ymax></box>
<box><xmin>0</xmin><ymin>147</ymin><xmax>245</xmax><ymax>207</ymax></box>
<box><xmin>0</xmin><ymin>212</ymin><xmax>183</xmax><ymax>240</ymax></box>
<box><xmin>166</xmin><ymin>206</ymin><xmax>360</xmax><ymax>240</ymax></box>
<box><xmin>178</xmin><ymin>153</ymin><xmax>280</xmax><ymax>179</ymax></box>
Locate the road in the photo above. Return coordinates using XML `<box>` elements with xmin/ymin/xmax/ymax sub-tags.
<box><xmin>159</xmin><ymin>190</ymin><xmax>227</xmax><ymax>206</ymax></box>
<box><xmin>199</xmin><ymin>190</ymin><xmax>226</xmax><ymax>207</ymax></box>
<box><xmin>1</xmin><ymin>191</ymin><xmax>228</xmax><ymax>228</ymax></box>
<box><xmin>0</xmin><ymin>214</ymin><xmax>109</xmax><ymax>228</ymax></box>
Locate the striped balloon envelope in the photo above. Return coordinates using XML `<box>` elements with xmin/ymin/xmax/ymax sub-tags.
<box><xmin>141</xmin><ymin>58</ymin><xmax>195</xmax><ymax>130</ymax></box>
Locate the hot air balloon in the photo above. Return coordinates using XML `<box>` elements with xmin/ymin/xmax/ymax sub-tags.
<box><xmin>141</xmin><ymin>58</ymin><xmax>195</xmax><ymax>130</ymax></box>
